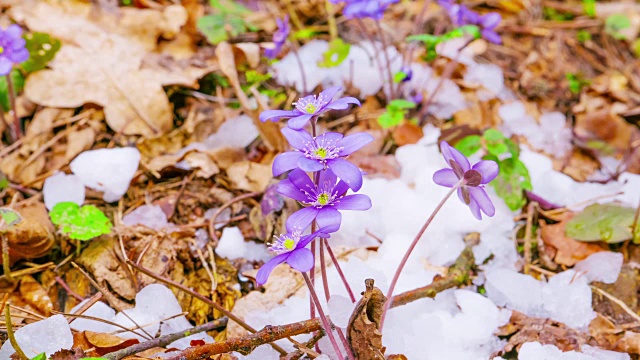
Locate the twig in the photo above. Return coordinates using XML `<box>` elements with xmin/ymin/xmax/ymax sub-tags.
<box><xmin>125</xmin><ymin>260</ymin><xmax>287</xmax><ymax>355</ymax></box>
<box><xmin>591</xmin><ymin>286</ymin><xmax>640</xmax><ymax>324</ymax></box>
<box><xmin>1</xmin><ymin>233</ymin><xmax>12</xmax><ymax>282</ymax></box>
<box><xmin>282</xmin><ymin>330</ymin><xmax>325</xmax><ymax>360</ymax></box>
<box><xmin>208</xmin><ymin>192</ymin><xmax>261</xmax><ymax>246</ymax></box>
<box><xmin>5</xmin><ymin>74</ymin><xmax>21</xmax><ymax>141</ymax></box>
<box><xmin>5</xmin><ymin>306</ymin><xmax>27</xmax><ymax>360</ymax></box>
<box><xmin>55</xmin><ymin>276</ymin><xmax>84</xmax><ymax>302</ymax></box>
<box><xmin>102</xmin><ymin>318</ymin><xmax>228</xmax><ymax>360</ymax></box>
<box><xmin>163</xmin><ymin>319</ymin><xmax>323</xmax><ymax>360</ymax></box>
<box><xmin>523</xmin><ymin>202</ymin><xmax>537</xmax><ymax>275</ymax></box>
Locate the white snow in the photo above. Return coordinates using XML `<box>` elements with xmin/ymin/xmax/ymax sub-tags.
<box><xmin>0</xmin><ymin>314</ymin><xmax>73</xmax><ymax>358</ymax></box>
<box><xmin>464</xmin><ymin>63</ymin><xmax>505</xmax><ymax>101</ymax></box>
<box><xmin>70</xmin><ymin>284</ymin><xmax>213</xmax><ymax>349</ymax></box>
<box><xmin>519</xmin><ymin>342</ymin><xmax>630</xmax><ymax>360</ymax></box>
<box><xmin>216</xmin><ymin>226</ymin><xmax>272</xmax><ymax>262</ymax></box>
<box><xmin>123</xmin><ymin>204</ymin><xmax>172</xmax><ymax>230</ymax></box>
<box><xmin>203</xmin><ymin>114</ymin><xmax>259</xmax><ymax>149</ymax></box>
<box><xmin>42</xmin><ymin>171</ymin><xmax>86</xmax><ymax>210</ymax></box>
<box><xmin>70</xmin><ymin>147</ymin><xmax>141</xmax><ymax>202</ymax></box>
<box><xmin>574</xmin><ymin>252</ymin><xmax>623</xmax><ymax>284</ymax></box>
<box><xmin>327</xmin><ymin>295</ymin><xmax>356</xmax><ymax>328</ymax></box>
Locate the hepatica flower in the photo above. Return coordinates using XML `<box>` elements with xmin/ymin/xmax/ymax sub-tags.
<box><xmin>259</xmin><ymin>86</ymin><xmax>360</xmax><ymax>129</ymax></box>
<box><xmin>438</xmin><ymin>0</ymin><xmax>502</xmax><ymax>44</ymax></box>
<box><xmin>265</xmin><ymin>15</ymin><xmax>290</xmax><ymax>59</ymax></box>
<box><xmin>278</xmin><ymin>169</ymin><xmax>371</xmax><ymax>231</ymax></box>
<box><xmin>256</xmin><ymin>227</ymin><xmax>329</xmax><ymax>285</ymax></box>
<box><xmin>330</xmin><ymin>0</ymin><xmax>399</xmax><ymax>20</ymax></box>
<box><xmin>273</xmin><ymin>127</ymin><xmax>373</xmax><ymax>191</ymax></box>
<box><xmin>0</xmin><ymin>25</ymin><xmax>29</xmax><ymax>76</ymax></box>
<box><xmin>433</xmin><ymin>141</ymin><xmax>498</xmax><ymax>220</ymax></box>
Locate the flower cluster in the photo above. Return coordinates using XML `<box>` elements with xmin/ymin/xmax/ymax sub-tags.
<box><xmin>438</xmin><ymin>0</ymin><xmax>502</xmax><ymax>44</ymax></box>
<box><xmin>257</xmin><ymin>87</ymin><xmax>371</xmax><ymax>284</ymax></box>
<box><xmin>0</xmin><ymin>25</ymin><xmax>29</xmax><ymax>76</ymax></box>
<box><xmin>265</xmin><ymin>15</ymin><xmax>290</xmax><ymax>59</ymax></box>
<box><xmin>329</xmin><ymin>0</ymin><xmax>399</xmax><ymax>21</ymax></box>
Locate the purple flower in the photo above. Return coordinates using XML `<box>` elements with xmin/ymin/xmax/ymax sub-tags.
<box><xmin>265</xmin><ymin>15</ymin><xmax>290</xmax><ymax>59</ymax></box>
<box><xmin>438</xmin><ymin>0</ymin><xmax>502</xmax><ymax>44</ymax></box>
<box><xmin>256</xmin><ymin>227</ymin><xmax>329</xmax><ymax>285</ymax></box>
<box><xmin>259</xmin><ymin>86</ymin><xmax>361</xmax><ymax>130</ymax></box>
<box><xmin>273</xmin><ymin>128</ymin><xmax>373</xmax><ymax>191</ymax></box>
<box><xmin>432</xmin><ymin>141</ymin><xmax>498</xmax><ymax>220</ymax></box>
<box><xmin>330</xmin><ymin>0</ymin><xmax>399</xmax><ymax>20</ymax></box>
<box><xmin>278</xmin><ymin>169</ymin><xmax>371</xmax><ymax>231</ymax></box>
<box><xmin>0</xmin><ymin>25</ymin><xmax>29</xmax><ymax>76</ymax></box>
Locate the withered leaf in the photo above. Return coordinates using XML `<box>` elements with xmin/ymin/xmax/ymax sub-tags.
<box><xmin>3</xmin><ymin>202</ymin><xmax>55</xmax><ymax>265</ymax></box>
<box><xmin>49</xmin><ymin>348</ymin><xmax>86</xmax><ymax>360</ymax></box>
<box><xmin>19</xmin><ymin>275</ymin><xmax>53</xmax><ymax>316</ymax></box>
<box><xmin>347</xmin><ymin>279</ymin><xmax>387</xmax><ymax>360</ymax></box>
<box><xmin>84</xmin><ymin>330</ymin><xmax>139</xmax><ymax>354</ymax></box>
<box><xmin>540</xmin><ymin>213</ymin><xmax>605</xmax><ymax>266</ymax></box>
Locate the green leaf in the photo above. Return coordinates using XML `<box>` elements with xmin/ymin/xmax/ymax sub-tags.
<box><xmin>394</xmin><ymin>71</ymin><xmax>409</xmax><ymax>83</ymax></box>
<box><xmin>490</xmin><ymin>158</ymin><xmax>532</xmax><ymax>211</ymax></box>
<box><xmin>583</xmin><ymin>0</ymin><xmax>596</xmax><ymax>17</ymax></box>
<box><xmin>388</xmin><ymin>99</ymin><xmax>416</xmax><ymax>111</ymax></box>
<box><xmin>19</xmin><ymin>32</ymin><xmax>62</xmax><ymax>73</ymax></box>
<box><xmin>566</xmin><ymin>73</ymin><xmax>590</xmax><ymax>94</ymax></box>
<box><xmin>483</xmin><ymin>129</ymin><xmax>509</xmax><ymax>156</ymax></box>
<box><xmin>605</xmin><ymin>14</ymin><xmax>631</xmax><ymax>40</ymax></box>
<box><xmin>294</xmin><ymin>29</ymin><xmax>321</xmax><ymax>40</ymax></box>
<box><xmin>0</xmin><ymin>207</ymin><xmax>22</xmax><ymax>231</ymax></box>
<box><xmin>634</xmin><ymin>38</ymin><xmax>640</xmax><ymax>58</ymax></box>
<box><xmin>245</xmin><ymin>70</ymin><xmax>271</xmax><ymax>85</ymax></box>
<box><xmin>318</xmin><ymin>39</ymin><xmax>351</xmax><ymax>68</ymax></box>
<box><xmin>0</xmin><ymin>171</ymin><xmax>7</xmax><ymax>191</ymax></box>
<box><xmin>210</xmin><ymin>0</ymin><xmax>250</xmax><ymax>15</ymax></box>
<box><xmin>0</xmin><ymin>70</ymin><xmax>25</xmax><ymax>112</ymax></box>
<box><xmin>455</xmin><ymin>135</ymin><xmax>482</xmax><ymax>157</ymax></box>
<box><xmin>377</xmin><ymin>110</ymin><xmax>404</xmax><ymax>129</ymax></box>
<box><xmin>577</xmin><ymin>30</ymin><xmax>592</xmax><ymax>43</ymax></box>
<box><xmin>29</xmin><ymin>353</ymin><xmax>46</xmax><ymax>360</ymax></box>
<box><xmin>565</xmin><ymin>203</ymin><xmax>638</xmax><ymax>243</ymax></box>
<box><xmin>50</xmin><ymin>202</ymin><xmax>112</xmax><ymax>241</ymax></box>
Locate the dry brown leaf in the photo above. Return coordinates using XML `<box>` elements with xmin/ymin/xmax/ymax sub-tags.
<box><xmin>19</xmin><ymin>275</ymin><xmax>53</xmax><ymax>316</ymax></box>
<box><xmin>85</xmin><ymin>330</ymin><xmax>139</xmax><ymax>352</ymax></box>
<box><xmin>13</xmin><ymin>2</ymin><xmax>213</xmax><ymax>136</ymax></box>
<box><xmin>49</xmin><ymin>348</ymin><xmax>87</xmax><ymax>360</ymax></box>
<box><xmin>226</xmin><ymin>161</ymin><xmax>272</xmax><ymax>192</ymax></box>
<box><xmin>392</xmin><ymin>122</ymin><xmax>423</xmax><ymax>146</ymax></box>
<box><xmin>540</xmin><ymin>213</ymin><xmax>605</xmax><ymax>266</ymax></box>
<box><xmin>3</xmin><ymin>202</ymin><xmax>55</xmax><ymax>264</ymax></box>
<box><xmin>347</xmin><ymin>279</ymin><xmax>387</xmax><ymax>360</ymax></box>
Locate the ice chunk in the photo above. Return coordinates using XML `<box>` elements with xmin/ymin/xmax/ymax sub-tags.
<box><xmin>123</xmin><ymin>204</ymin><xmax>171</xmax><ymax>230</ymax></box>
<box><xmin>70</xmin><ymin>147</ymin><xmax>140</xmax><ymax>202</ymax></box>
<box><xmin>70</xmin><ymin>300</ymin><xmax>118</xmax><ymax>333</ymax></box>
<box><xmin>542</xmin><ymin>270</ymin><xmax>594</xmax><ymax>330</ymax></box>
<box><xmin>135</xmin><ymin>284</ymin><xmax>183</xmax><ymax>319</ymax></box>
<box><xmin>575</xmin><ymin>252</ymin><xmax>623</xmax><ymax>284</ymax></box>
<box><xmin>234</xmin><ymin>344</ymin><xmax>279</xmax><ymax>360</ymax></box>
<box><xmin>464</xmin><ymin>63</ymin><xmax>504</xmax><ymax>101</ymax></box>
<box><xmin>328</xmin><ymin>295</ymin><xmax>356</xmax><ymax>328</ymax></box>
<box><xmin>485</xmin><ymin>268</ymin><xmax>543</xmax><ymax>314</ymax></box>
<box><xmin>42</xmin><ymin>172</ymin><xmax>85</xmax><ymax>210</ymax></box>
<box><xmin>581</xmin><ymin>344</ymin><xmax>630</xmax><ymax>360</ymax></box>
<box><xmin>0</xmin><ymin>314</ymin><xmax>73</xmax><ymax>358</ymax></box>
<box><xmin>161</xmin><ymin>316</ymin><xmax>214</xmax><ymax>350</ymax></box>
<box><xmin>216</xmin><ymin>227</ymin><xmax>271</xmax><ymax>262</ymax></box>
<box><xmin>204</xmin><ymin>115</ymin><xmax>259</xmax><ymax>149</ymax></box>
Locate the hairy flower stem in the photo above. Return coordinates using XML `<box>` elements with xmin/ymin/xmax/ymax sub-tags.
<box><xmin>5</xmin><ymin>306</ymin><xmax>27</xmax><ymax>360</ymax></box>
<box><xmin>379</xmin><ymin>180</ymin><xmax>464</xmax><ymax>330</ymax></box>
<box><xmin>324</xmin><ymin>239</ymin><xmax>356</xmax><ymax>302</ymax></box>
<box><xmin>5</xmin><ymin>75</ymin><xmax>21</xmax><ymax>140</ymax></box>
<box><xmin>302</xmin><ymin>272</ymin><xmax>345</xmax><ymax>360</ymax></box>
<box><xmin>374</xmin><ymin>21</ymin><xmax>397</xmax><ymax>99</ymax></box>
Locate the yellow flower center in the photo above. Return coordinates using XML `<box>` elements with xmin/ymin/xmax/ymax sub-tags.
<box><xmin>314</xmin><ymin>147</ymin><xmax>327</xmax><ymax>159</ymax></box>
<box><xmin>0</xmin><ymin>47</ymin><xmax>5</xmax><ymax>54</ymax></box>
<box><xmin>317</xmin><ymin>193</ymin><xmax>329</xmax><ymax>205</ymax></box>
<box><xmin>283</xmin><ymin>238</ymin><xmax>295</xmax><ymax>250</ymax></box>
<box><xmin>304</xmin><ymin>103</ymin><xmax>317</xmax><ymax>113</ymax></box>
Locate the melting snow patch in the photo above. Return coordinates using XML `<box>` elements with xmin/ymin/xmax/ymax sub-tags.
<box><xmin>0</xmin><ymin>314</ymin><xmax>73</xmax><ymax>358</ymax></box>
<box><xmin>70</xmin><ymin>147</ymin><xmax>141</xmax><ymax>202</ymax></box>
<box><xmin>123</xmin><ymin>204</ymin><xmax>172</xmax><ymax>230</ymax></box>
<box><xmin>574</xmin><ymin>252</ymin><xmax>623</xmax><ymax>284</ymax></box>
<box><xmin>216</xmin><ymin>226</ymin><xmax>272</xmax><ymax>262</ymax></box>
<box><xmin>519</xmin><ymin>342</ymin><xmax>630</xmax><ymax>360</ymax></box>
<box><xmin>42</xmin><ymin>172</ymin><xmax>85</xmax><ymax>210</ymax></box>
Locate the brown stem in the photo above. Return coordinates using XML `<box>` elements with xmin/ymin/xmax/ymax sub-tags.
<box><xmin>5</xmin><ymin>74</ymin><xmax>21</xmax><ymax>140</ymax></box>
<box><xmin>303</xmin><ymin>272</ymin><xmax>344</xmax><ymax>359</ymax></box>
<box><xmin>374</xmin><ymin>20</ymin><xmax>397</xmax><ymax>99</ymax></box>
<box><xmin>125</xmin><ymin>260</ymin><xmax>287</xmax><ymax>355</ymax></box>
<box><xmin>103</xmin><ymin>318</ymin><xmax>228</xmax><ymax>360</ymax></box>
<box><xmin>55</xmin><ymin>276</ymin><xmax>84</xmax><ymax>302</ymax></box>
<box><xmin>5</xmin><ymin>306</ymin><xmax>28</xmax><ymax>360</ymax></box>
<box><xmin>282</xmin><ymin>330</ymin><xmax>325</xmax><ymax>360</ymax></box>
<box><xmin>163</xmin><ymin>319</ymin><xmax>322</xmax><ymax>360</ymax></box>
<box><xmin>208</xmin><ymin>191</ymin><xmax>261</xmax><ymax>246</ymax></box>
<box><xmin>2</xmin><ymin>234</ymin><xmax>13</xmax><ymax>282</ymax></box>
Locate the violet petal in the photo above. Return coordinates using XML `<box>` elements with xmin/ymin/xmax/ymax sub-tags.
<box><xmin>276</xmin><ymin>178</ymin><xmax>308</xmax><ymax>202</ymax></box>
<box><xmin>286</xmin><ymin>248</ymin><xmax>314</xmax><ymax>273</ymax></box>
<box><xmin>433</xmin><ymin>168</ymin><xmax>459</xmax><ymax>188</ymax></box>
<box><xmin>273</xmin><ymin>152</ymin><xmax>304</xmax><ymax>176</ymax></box>
<box><xmin>297</xmin><ymin>157</ymin><xmax>324</xmax><ymax>172</ymax></box>
<box><xmin>337</xmin><ymin>132</ymin><xmax>374</xmax><ymax>156</ymax></box>
<box><xmin>328</xmin><ymin>158</ymin><xmax>363</xmax><ymax>191</ymax></box>
<box><xmin>335</xmin><ymin>194</ymin><xmax>372</xmax><ymax>211</ymax></box>
<box><xmin>469</xmin><ymin>186</ymin><xmax>495</xmax><ymax>217</ymax></box>
<box><xmin>472</xmin><ymin>160</ymin><xmax>499</xmax><ymax>184</ymax></box>
<box><xmin>286</xmin><ymin>207</ymin><xmax>319</xmax><ymax>232</ymax></box>
<box><xmin>256</xmin><ymin>253</ymin><xmax>289</xmax><ymax>285</ymax></box>
<box><xmin>315</xmin><ymin>207</ymin><xmax>342</xmax><ymax>232</ymax></box>
<box><xmin>281</xmin><ymin>127</ymin><xmax>314</xmax><ymax>150</ymax></box>
<box><xmin>259</xmin><ymin>109</ymin><xmax>299</xmax><ymax>122</ymax></box>
<box><xmin>287</xmin><ymin>114</ymin><xmax>314</xmax><ymax>129</ymax></box>
<box><xmin>440</xmin><ymin>141</ymin><xmax>470</xmax><ymax>172</ymax></box>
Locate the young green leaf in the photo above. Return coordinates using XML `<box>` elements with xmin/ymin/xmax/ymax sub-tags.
<box><xmin>0</xmin><ymin>207</ymin><xmax>22</xmax><ymax>231</ymax></box>
<box><xmin>29</xmin><ymin>353</ymin><xmax>46</xmax><ymax>360</ymax></box>
<box><xmin>19</xmin><ymin>32</ymin><xmax>62</xmax><ymax>73</ymax></box>
<box><xmin>0</xmin><ymin>70</ymin><xmax>25</xmax><ymax>112</ymax></box>
<box><xmin>605</xmin><ymin>14</ymin><xmax>631</xmax><ymax>40</ymax></box>
<box><xmin>318</xmin><ymin>39</ymin><xmax>351</xmax><ymax>68</ymax></box>
<box><xmin>565</xmin><ymin>203</ymin><xmax>639</xmax><ymax>243</ymax></box>
<box><xmin>454</xmin><ymin>135</ymin><xmax>482</xmax><ymax>157</ymax></box>
<box><xmin>0</xmin><ymin>171</ymin><xmax>7</xmax><ymax>191</ymax></box>
<box><xmin>577</xmin><ymin>30</ymin><xmax>592</xmax><ymax>43</ymax></box>
<box><xmin>489</xmin><ymin>157</ymin><xmax>532</xmax><ymax>211</ymax></box>
<box><xmin>50</xmin><ymin>202</ymin><xmax>112</xmax><ymax>241</ymax></box>
<box><xmin>483</xmin><ymin>129</ymin><xmax>509</xmax><ymax>156</ymax></box>
<box><xmin>583</xmin><ymin>0</ymin><xmax>596</xmax><ymax>17</ymax></box>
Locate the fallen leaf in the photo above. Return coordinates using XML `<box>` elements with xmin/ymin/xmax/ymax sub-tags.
<box><xmin>84</xmin><ymin>330</ymin><xmax>139</xmax><ymax>353</ymax></box>
<box><xmin>49</xmin><ymin>348</ymin><xmax>86</xmax><ymax>360</ymax></box>
<box><xmin>14</xmin><ymin>2</ymin><xmax>213</xmax><ymax>136</ymax></box>
<box><xmin>3</xmin><ymin>202</ymin><xmax>55</xmax><ymax>265</ymax></box>
<box><xmin>226</xmin><ymin>161</ymin><xmax>272</xmax><ymax>193</ymax></box>
<box><xmin>392</xmin><ymin>122</ymin><xmax>423</xmax><ymax>146</ymax></box>
<box><xmin>565</xmin><ymin>203</ymin><xmax>638</xmax><ymax>243</ymax></box>
<box><xmin>19</xmin><ymin>275</ymin><xmax>53</xmax><ymax>316</ymax></box>
<box><xmin>540</xmin><ymin>213</ymin><xmax>605</xmax><ymax>266</ymax></box>
<box><xmin>347</xmin><ymin>279</ymin><xmax>387</xmax><ymax>360</ymax></box>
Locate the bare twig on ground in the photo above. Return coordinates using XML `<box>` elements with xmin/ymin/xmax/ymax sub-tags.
<box><xmin>102</xmin><ymin>317</ymin><xmax>228</xmax><ymax>360</ymax></box>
